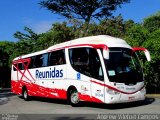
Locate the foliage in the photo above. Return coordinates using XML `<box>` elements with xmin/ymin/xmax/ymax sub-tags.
<box><xmin>73</xmin><ymin>14</ymin><xmax>126</xmax><ymax>38</ymax></box>
<box><xmin>0</xmin><ymin>41</ymin><xmax>15</xmax><ymax>88</ymax></box>
<box><xmin>38</xmin><ymin>22</ymin><xmax>75</xmax><ymax>49</ymax></box>
<box><xmin>98</xmin><ymin>15</ymin><xmax>125</xmax><ymax>37</ymax></box>
<box><xmin>124</xmin><ymin>24</ymin><xmax>149</xmax><ymax>46</ymax></box>
<box><xmin>14</xmin><ymin>26</ymin><xmax>39</xmax><ymax>41</ymax></box>
<box><xmin>143</xmin><ymin>29</ymin><xmax>160</xmax><ymax>93</ymax></box>
<box><xmin>143</xmin><ymin>11</ymin><xmax>160</xmax><ymax>32</ymax></box>
<box><xmin>14</xmin><ymin>26</ymin><xmax>40</xmax><ymax>52</ymax></box>
<box><xmin>39</xmin><ymin>0</ymin><xmax>130</xmax><ymax>24</ymax></box>
<box><xmin>0</xmin><ymin>41</ymin><xmax>15</xmax><ymax>67</ymax></box>
<box><xmin>124</xmin><ymin>12</ymin><xmax>160</xmax><ymax>93</ymax></box>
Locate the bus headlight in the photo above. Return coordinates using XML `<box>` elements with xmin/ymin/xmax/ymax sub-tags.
<box><xmin>107</xmin><ymin>89</ymin><xmax>120</xmax><ymax>95</ymax></box>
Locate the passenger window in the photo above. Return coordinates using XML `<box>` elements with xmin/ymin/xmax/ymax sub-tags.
<box><xmin>26</xmin><ymin>53</ymin><xmax>49</xmax><ymax>69</ymax></box>
<box><xmin>28</xmin><ymin>56</ymin><xmax>35</xmax><ymax>69</ymax></box>
<box><xmin>69</xmin><ymin>47</ymin><xmax>90</xmax><ymax>76</ymax></box>
<box><xmin>13</xmin><ymin>63</ymin><xmax>24</xmax><ymax>70</ymax></box>
<box><xmin>49</xmin><ymin>49</ymin><xmax>66</xmax><ymax>66</ymax></box>
<box><xmin>18</xmin><ymin>63</ymin><xmax>24</xmax><ymax>70</ymax></box>
<box><xmin>34</xmin><ymin>55</ymin><xmax>43</xmax><ymax>68</ymax></box>
<box><xmin>13</xmin><ymin>64</ymin><xmax>17</xmax><ymax>71</ymax></box>
<box><xmin>23</xmin><ymin>62</ymin><xmax>28</xmax><ymax>69</ymax></box>
<box><xmin>42</xmin><ymin>53</ymin><xmax>48</xmax><ymax>67</ymax></box>
<box><xmin>69</xmin><ymin>48</ymin><xmax>104</xmax><ymax>81</ymax></box>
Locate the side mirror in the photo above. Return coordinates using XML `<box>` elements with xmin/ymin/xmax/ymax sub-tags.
<box><xmin>103</xmin><ymin>46</ymin><xmax>109</xmax><ymax>59</ymax></box>
<box><xmin>133</xmin><ymin>47</ymin><xmax>151</xmax><ymax>62</ymax></box>
<box><xmin>144</xmin><ymin>49</ymin><xmax>151</xmax><ymax>62</ymax></box>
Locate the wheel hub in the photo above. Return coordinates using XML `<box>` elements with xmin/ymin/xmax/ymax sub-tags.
<box><xmin>71</xmin><ymin>92</ymin><xmax>79</xmax><ymax>104</ymax></box>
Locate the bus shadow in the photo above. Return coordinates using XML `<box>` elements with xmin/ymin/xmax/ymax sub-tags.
<box><xmin>20</xmin><ymin>96</ymin><xmax>156</xmax><ymax>110</ymax></box>
<box><xmin>82</xmin><ymin>97</ymin><xmax>155</xmax><ymax>110</ymax></box>
<box><xmin>23</xmin><ymin>96</ymin><xmax>69</xmax><ymax>105</ymax></box>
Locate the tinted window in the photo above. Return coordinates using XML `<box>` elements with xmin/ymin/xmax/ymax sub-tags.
<box><xmin>18</xmin><ymin>63</ymin><xmax>24</xmax><ymax>70</ymax></box>
<box><xmin>13</xmin><ymin>63</ymin><xmax>24</xmax><ymax>71</ymax></box>
<box><xmin>34</xmin><ymin>55</ymin><xmax>43</xmax><ymax>68</ymax></box>
<box><xmin>104</xmin><ymin>48</ymin><xmax>143</xmax><ymax>84</ymax></box>
<box><xmin>28</xmin><ymin>53</ymin><xmax>49</xmax><ymax>68</ymax></box>
<box><xmin>13</xmin><ymin>64</ymin><xmax>17</xmax><ymax>71</ymax></box>
<box><xmin>28</xmin><ymin>56</ymin><xmax>35</xmax><ymax>69</ymax></box>
<box><xmin>69</xmin><ymin>48</ymin><xmax>104</xmax><ymax>81</ymax></box>
<box><xmin>49</xmin><ymin>49</ymin><xmax>66</xmax><ymax>66</ymax></box>
<box><xmin>42</xmin><ymin>53</ymin><xmax>48</xmax><ymax>67</ymax></box>
<box><xmin>16</xmin><ymin>50</ymin><xmax>66</xmax><ymax>69</ymax></box>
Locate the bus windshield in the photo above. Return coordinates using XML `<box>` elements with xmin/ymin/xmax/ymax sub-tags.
<box><xmin>104</xmin><ymin>48</ymin><xmax>143</xmax><ymax>85</ymax></box>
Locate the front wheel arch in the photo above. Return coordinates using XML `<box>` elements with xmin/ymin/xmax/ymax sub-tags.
<box><xmin>67</xmin><ymin>86</ymin><xmax>81</xmax><ymax>106</ymax></box>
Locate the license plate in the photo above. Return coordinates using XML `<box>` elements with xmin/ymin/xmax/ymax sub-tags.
<box><xmin>128</xmin><ymin>96</ymin><xmax>135</xmax><ymax>100</ymax></box>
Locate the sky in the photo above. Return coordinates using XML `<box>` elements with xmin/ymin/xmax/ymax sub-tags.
<box><xmin>0</xmin><ymin>0</ymin><xmax>160</xmax><ymax>41</ymax></box>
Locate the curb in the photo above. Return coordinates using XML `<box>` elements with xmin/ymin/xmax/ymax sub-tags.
<box><xmin>146</xmin><ymin>94</ymin><xmax>160</xmax><ymax>98</ymax></box>
<box><xmin>0</xmin><ymin>88</ymin><xmax>11</xmax><ymax>93</ymax></box>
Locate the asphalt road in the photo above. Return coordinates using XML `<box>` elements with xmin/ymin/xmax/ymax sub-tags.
<box><xmin>0</xmin><ymin>92</ymin><xmax>160</xmax><ymax>120</ymax></box>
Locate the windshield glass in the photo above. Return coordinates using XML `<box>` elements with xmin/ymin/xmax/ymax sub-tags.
<box><xmin>104</xmin><ymin>48</ymin><xmax>143</xmax><ymax>85</ymax></box>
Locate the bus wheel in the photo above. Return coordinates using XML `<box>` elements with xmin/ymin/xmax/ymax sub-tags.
<box><xmin>22</xmin><ymin>88</ymin><xmax>30</xmax><ymax>101</ymax></box>
<box><xmin>68</xmin><ymin>89</ymin><xmax>80</xmax><ymax>107</ymax></box>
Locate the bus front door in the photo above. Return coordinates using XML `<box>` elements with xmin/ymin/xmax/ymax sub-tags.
<box><xmin>90</xmin><ymin>78</ymin><xmax>105</xmax><ymax>103</ymax></box>
<box><xmin>90</xmin><ymin>49</ymin><xmax>105</xmax><ymax>103</ymax></box>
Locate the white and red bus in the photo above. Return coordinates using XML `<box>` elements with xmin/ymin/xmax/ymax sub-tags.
<box><xmin>11</xmin><ymin>35</ymin><xmax>151</xmax><ymax>106</ymax></box>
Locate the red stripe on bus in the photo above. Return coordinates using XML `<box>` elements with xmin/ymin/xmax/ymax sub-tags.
<box><xmin>90</xmin><ymin>80</ymin><xmax>144</xmax><ymax>94</ymax></box>
<box><xmin>12</xmin><ymin>58</ymin><xmax>35</xmax><ymax>82</ymax></box>
<box><xmin>132</xmin><ymin>47</ymin><xmax>146</xmax><ymax>52</ymax></box>
<box><xmin>11</xmin><ymin>80</ymin><xmax>103</xmax><ymax>103</ymax></box>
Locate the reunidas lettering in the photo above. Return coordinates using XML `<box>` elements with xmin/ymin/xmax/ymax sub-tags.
<box><xmin>36</xmin><ymin>67</ymin><xmax>63</xmax><ymax>79</ymax></box>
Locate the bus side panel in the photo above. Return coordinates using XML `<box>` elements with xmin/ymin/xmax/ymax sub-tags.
<box><xmin>66</xmin><ymin>64</ymin><xmax>93</xmax><ymax>102</ymax></box>
<box><xmin>47</xmin><ymin>64</ymin><xmax>67</xmax><ymax>99</ymax></box>
<box><xmin>48</xmin><ymin>80</ymin><xmax>67</xmax><ymax>99</ymax></box>
<box><xmin>23</xmin><ymin>68</ymin><xmax>48</xmax><ymax>97</ymax></box>
<box><xmin>65</xmin><ymin>48</ymin><xmax>104</xmax><ymax>103</ymax></box>
<box><xmin>11</xmin><ymin>65</ymin><xmax>22</xmax><ymax>95</ymax></box>
<box><xmin>11</xmin><ymin>80</ymin><xmax>21</xmax><ymax>95</ymax></box>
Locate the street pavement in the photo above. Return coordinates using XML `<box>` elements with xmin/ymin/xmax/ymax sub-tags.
<box><xmin>0</xmin><ymin>91</ymin><xmax>160</xmax><ymax>120</ymax></box>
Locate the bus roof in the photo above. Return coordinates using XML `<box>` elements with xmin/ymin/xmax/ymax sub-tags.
<box><xmin>13</xmin><ymin>35</ymin><xmax>131</xmax><ymax>60</ymax></box>
<box><xmin>47</xmin><ymin>35</ymin><xmax>131</xmax><ymax>51</ymax></box>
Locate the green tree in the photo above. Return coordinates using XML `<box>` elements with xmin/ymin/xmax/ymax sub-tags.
<box><xmin>143</xmin><ymin>11</ymin><xmax>160</xmax><ymax>32</ymax></box>
<box><xmin>0</xmin><ymin>41</ymin><xmax>15</xmax><ymax>88</ymax></box>
<box><xmin>124</xmin><ymin>24</ymin><xmax>149</xmax><ymax>46</ymax></box>
<box><xmin>14</xmin><ymin>26</ymin><xmax>39</xmax><ymax>41</ymax></box>
<box><xmin>14</xmin><ymin>26</ymin><xmax>40</xmax><ymax>52</ymax></box>
<box><xmin>142</xmin><ymin>29</ymin><xmax>160</xmax><ymax>93</ymax></box>
<box><xmin>124</xmin><ymin>19</ymin><xmax>135</xmax><ymax>31</ymax></box>
<box><xmin>0</xmin><ymin>46</ymin><xmax>9</xmax><ymax>67</ymax></box>
<box><xmin>39</xmin><ymin>0</ymin><xmax>130</xmax><ymax>24</ymax></box>
<box><xmin>98</xmin><ymin>15</ymin><xmax>125</xmax><ymax>37</ymax></box>
<box><xmin>124</xmin><ymin>12</ymin><xmax>160</xmax><ymax>93</ymax></box>
<box><xmin>0</xmin><ymin>41</ymin><xmax>16</xmax><ymax>67</ymax></box>
<box><xmin>37</xmin><ymin>22</ymin><xmax>75</xmax><ymax>49</ymax></box>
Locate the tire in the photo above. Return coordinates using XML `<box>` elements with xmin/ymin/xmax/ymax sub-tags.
<box><xmin>68</xmin><ymin>89</ymin><xmax>81</xmax><ymax>107</ymax></box>
<box><xmin>22</xmin><ymin>88</ymin><xmax>30</xmax><ymax>101</ymax></box>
